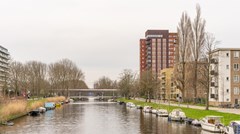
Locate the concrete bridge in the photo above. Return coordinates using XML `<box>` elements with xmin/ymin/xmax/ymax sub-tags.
<box><xmin>68</xmin><ymin>89</ymin><xmax>120</xmax><ymax>99</ymax></box>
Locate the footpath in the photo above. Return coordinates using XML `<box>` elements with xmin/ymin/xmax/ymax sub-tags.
<box><xmin>135</xmin><ymin>98</ymin><xmax>240</xmax><ymax>115</ymax></box>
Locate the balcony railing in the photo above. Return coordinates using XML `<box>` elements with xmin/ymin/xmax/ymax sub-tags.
<box><xmin>211</xmin><ymin>82</ymin><xmax>218</xmax><ymax>87</ymax></box>
<box><xmin>210</xmin><ymin>94</ymin><xmax>218</xmax><ymax>99</ymax></box>
<box><xmin>210</xmin><ymin>70</ymin><xmax>218</xmax><ymax>76</ymax></box>
<box><xmin>210</xmin><ymin>59</ymin><xmax>218</xmax><ymax>64</ymax></box>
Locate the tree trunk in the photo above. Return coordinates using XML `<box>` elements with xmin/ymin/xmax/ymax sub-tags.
<box><xmin>182</xmin><ymin>62</ymin><xmax>186</xmax><ymax>99</ymax></box>
<box><xmin>205</xmin><ymin>64</ymin><xmax>210</xmax><ymax>110</ymax></box>
<box><xmin>194</xmin><ymin>59</ymin><xmax>198</xmax><ymax>103</ymax></box>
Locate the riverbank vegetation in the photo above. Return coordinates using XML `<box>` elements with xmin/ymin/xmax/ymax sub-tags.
<box><xmin>119</xmin><ymin>98</ymin><xmax>240</xmax><ymax>125</ymax></box>
<box><xmin>1</xmin><ymin>59</ymin><xmax>87</xmax><ymax>99</ymax></box>
<box><xmin>0</xmin><ymin>96</ymin><xmax>65</xmax><ymax>123</ymax></box>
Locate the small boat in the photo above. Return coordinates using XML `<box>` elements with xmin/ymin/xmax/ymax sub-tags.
<box><xmin>151</xmin><ymin>109</ymin><xmax>158</xmax><ymax>114</ymax></box>
<box><xmin>126</xmin><ymin>102</ymin><xmax>136</xmax><ymax>108</ymax></box>
<box><xmin>224</xmin><ymin>121</ymin><xmax>240</xmax><ymax>134</ymax></box>
<box><xmin>200</xmin><ymin>116</ymin><xmax>224</xmax><ymax>133</ymax></box>
<box><xmin>29</xmin><ymin>110</ymin><xmax>40</xmax><ymax>116</ymax></box>
<box><xmin>45</xmin><ymin>102</ymin><xmax>55</xmax><ymax>110</ymax></box>
<box><xmin>55</xmin><ymin>103</ymin><xmax>61</xmax><ymax>107</ymax></box>
<box><xmin>136</xmin><ymin>105</ymin><xmax>143</xmax><ymax>109</ymax></box>
<box><xmin>143</xmin><ymin>106</ymin><xmax>152</xmax><ymax>113</ymax></box>
<box><xmin>118</xmin><ymin>101</ymin><xmax>125</xmax><ymax>105</ymax></box>
<box><xmin>191</xmin><ymin>119</ymin><xmax>201</xmax><ymax>127</ymax></box>
<box><xmin>65</xmin><ymin>99</ymin><xmax>70</xmax><ymax>103</ymax></box>
<box><xmin>69</xmin><ymin>99</ymin><xmax>74</xmax><ymax>103</ymax></box>
<box><xmin>2</xmin><ymin>121</ymin><xmax>14</xmax><ymax>126</ymax></box>
<box><xmin>168</xmin><ymin>109</ymin><xmax>186</xmax><ymax>122</ymax></box>
<box><xmin>38</xmin><ymin>107</ymin><xmax>46</xmax><ymax>113</ymax></box>
<box><xmin>108</xmin><ymin>99</ymin><xmax>114</xmax><ymax>102</ymax></box>
<box><xmin>156</xmin><ymin>109</ymin><xmax>169</xmax><ymax>117</ymax></box>
<box><xmin>184</xmin><ymin>118</ymin><xmax>193</xmax><ymax>125</ymax></box>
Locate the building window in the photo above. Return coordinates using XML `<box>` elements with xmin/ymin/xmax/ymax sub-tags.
<box><xmin>226</xmin><ymin>89</ymin><xmax>229</xmax><ymax>93</ymax></box>
<box><xmin>227</xmin><ymin>99</ymin><xmax>229</xmax><ymax>101</ymax></box>
<box><xmin>234</xmin><ymin>51</ymin><xmax>239</xmax><ymax>58</ymax></box>
<box><xmin>234</xmin><ymin>87</ymin><xmax>239</xmax><ymax>95</ymax></box>
<box><xmin>226</xmin><ymin>65</ymin><xmax>229</xmax><ymax>69</ymax></box>
<box><xmin>226</xmin><ymin>53</ymin><xmax>229</xmax><ymax>57</ymax></box>
<box><xmin>234</xmin><ymin>64</ymin><xmax>239</xmax><ymax>71</ymax></box>
<box><xmin>234</xmin><ymin>75</ymin><xmax>239</xmax><ymax>83</ymax></box>
<box><xmin>226</xmin><ymin>77</ymin><xmax>229</xmax><ymax>81</ymax></box>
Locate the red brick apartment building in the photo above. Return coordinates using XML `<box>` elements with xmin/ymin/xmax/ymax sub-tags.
<box><xmin>140</xmin><ymin>30</ymin><xmax>177</xmax><ymax>77</ymax></box>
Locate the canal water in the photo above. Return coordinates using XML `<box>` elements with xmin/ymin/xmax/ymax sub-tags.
<box><xmin>0</xmin><ymin>101</ymin><xmax>203</xmax><ymax>134</ymax></box>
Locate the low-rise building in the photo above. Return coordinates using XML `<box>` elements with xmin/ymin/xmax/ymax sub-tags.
<box><xmin>209</xmin><ymin>48</ymin><xmax>240</xmax><ymax>107</ymax></box>
<box><xmin>159</xmin><ymin>68</ymin><xmax>180</xmax><ymax>101</ymax></box>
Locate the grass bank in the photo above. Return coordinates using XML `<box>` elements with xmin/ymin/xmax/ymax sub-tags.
<box><xmin>0</xmin><ymin>96</ymin><xmax>66</xmax><ymax>123</ymax></box>
<box><xmin>118</xmin><ymin>98</ymin><xmax>240</xmax><ymax>125</ymax></box>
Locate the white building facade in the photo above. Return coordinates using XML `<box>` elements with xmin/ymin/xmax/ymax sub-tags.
<box><xmin>209</xmin><ymin>48</ymin><xmax>240</xmax><ymax>107</ymax></box>
<box><xmin>0</xmin><ymin>45</ymin><xmax>10</xmax><ymax>96</ymax></box>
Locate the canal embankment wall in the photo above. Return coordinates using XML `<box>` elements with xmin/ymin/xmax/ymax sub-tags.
<box><xmin>0</xmin><ymin>96</ymin><xmax>66</xmax><ymax>123</ymax></box>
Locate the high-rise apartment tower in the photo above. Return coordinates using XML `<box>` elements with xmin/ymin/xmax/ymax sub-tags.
<box><xmin>140</xmin><ymin>30</ymin><xmax>177</xmax><ymax>77</ymax></box>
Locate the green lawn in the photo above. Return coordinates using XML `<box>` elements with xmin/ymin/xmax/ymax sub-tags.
<box><xmin>118</xmin><ymin>98</ymin><xmax>240</xmax><ymax>125</ymax></box>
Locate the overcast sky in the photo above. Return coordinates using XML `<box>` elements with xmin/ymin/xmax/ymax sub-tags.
<box><xmin>0</xmin><ymin>0</ymin><xmax>239</xmax><ymax>88</ymax></box>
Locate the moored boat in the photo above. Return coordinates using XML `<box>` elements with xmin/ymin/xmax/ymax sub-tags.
<box><xmin>200</xmin><ymin>116</ymin><xmax>224</xmax><ymax>133</ymax></box>
<box><xmin>136</xmin><ymin>105</ymin><xmax>143</xmax><ymax>109</ymax></box>
<box><xmin>38</xmin><ymin>107</ymin><xmax>46</xmax><ymax>113</ymax></box>
<box><xmin>69</xmin><ymin>99</ymin><xmax>74</xmax><ymax>103</ymax></box>
<box><xmin>2</xmin><ymin>121</ymin><xmax>14</xmax><ymax>126</ymax></box>
<box><xmin>126</xmin><ymin>102</ymin><xmax>136</xmax><ymax>108</ymax></box>
<box><xmin>143</xmin><ymin>106</ymin><xmax>152</xmax><ymax>113</ymax></box>
<box><xmin>168</xmin><ymin>109</ymin><xmax>186</xmax><ymax>122</ymax></box>
<box><xmin>45</xmin><ymin>102</ymin><xmax>55</xmax><ymax>110</ymax></box>
<box><xmin>191</xmin><ymin>119</ymin><xmax>201</xmax><ymax>127</ymax></box>
<box><xmin>29</xmin><ymin>110</ymin><xmax>40</xmax><ymax>116</ymax></box>
<box><xmin>55</xmin><ymin>103</ymin><xmax>61</xmax><ymax>107</ymax></box>
<box><xmin>151</xmin><ymin>109</ymin><xmax>158</xmax><ymax>114</ymax></box>
<box><xmin>156</xmin><ymin>109</ymin><xmax>168</xmax><ymax>117</ymax></box>
<box><xmin>224</xmin><ymin>121</ymin><xmax>240</xmax><ymax>134</ymax></box>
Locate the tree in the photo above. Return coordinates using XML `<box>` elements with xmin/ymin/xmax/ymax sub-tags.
<box><xmin>140</xmin><ymin>70</ymin><xmax>160</xmax><ymax>102</ymax></box>
<box><xmin>118</xmin><ymin>69</ymin><xmax>137</xmax><ymax>98</ymax></box>
<box><xmin>174</xmin><ymin>11</ymin><xmax>192</xmax><ymax>100</ymax></box>
<box><xmin>48</xmin><ymin>59</ymin><xmax>85</xmax><ymax>97</ymax></box>
<box><xmin>94</xmin><ymin>76</ymin><xmax>117</xmax><ymax>89</ymax></box>
<box><xmin>199</xmin><ymin>33</ymin><xmax>219</xmax><ymax>110</ymax></box>
<box><xmin>9</xmin><ymin>61</ymin><xmax>23</xmax><ymax>96</ymax></box>
<box><xmin>190</xmin><ymin>4</ymin><xmax>206</xmax><ymax>102</ymax></box>
<box><xmin>25</xmin><ymin>61</ymin><xmax>47</xmax><ymax>97</ymax></box>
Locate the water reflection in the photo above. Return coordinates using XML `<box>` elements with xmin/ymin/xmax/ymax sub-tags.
<box><xmin>0</xmin><ymin>102</ymin><xmax>202</xmax><ymax>134</ymax></box>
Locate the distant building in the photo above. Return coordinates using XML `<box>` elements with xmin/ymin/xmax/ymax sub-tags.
<box><xmin>209</xmin><ymin>48</ymin><xmax>240</xmax><ymax>107</ymax></box>
<box><xmin>139</xmin><ymin>30</ymin><xmax>177</xmax><ymax>77</ymax></box>
<box><xmin>0</xmin><ymin>45</ymin><xmax>10</xmax><ymax>96</ymax></box>
<box><xmin>159</xmin><ymin>68</ymin><xmax>180</xmax><ymax>101</ymax></box>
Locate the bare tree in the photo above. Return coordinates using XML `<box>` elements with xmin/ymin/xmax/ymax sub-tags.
<box><xmin>174</xmin><ymin>11</ymin><xmax>192</xmax><ymax>100</ymax></box>
<box><xmin>118</xmin><ymin>69</ymin><xmax>137</xmax><ymax>98</ymax></box>
<box><xmin>25</xmin><ymin>61</ymin><xmax>47</xmax><ymax>97</ymax></box>
<box><xmin>9</xmin><ymin>61</ymin><xmax>23</xmax><ymax>96</ymax></box>
<box><xmin>140</xmin><ymin>70</ymin><xmax>160</xmax><ymax>102</ymax></box>
<box><xmin>190</xmin><ymin>4</ymin><xmax>206</xmax><ymax>102</ymax></box>
<box><xmin>48</xmin><ymin>59</ymin><xmax>85</xmax><ymax>97</ymax></box>
<box><xmin>199</xmin><ymin>33</ymin><xmax>219</xmax><ymax>110</ymax></box>
<box><xmin>94</xmin><ymin>76</ymin><xmax>116</xmax><ymax>89</ymax></box>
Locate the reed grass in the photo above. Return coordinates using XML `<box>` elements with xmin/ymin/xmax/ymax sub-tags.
<box><xmin>0</xmin><ymin>96</ymin><xmax>66</xmax><ymax>123</ymax></box>
<box><xmin>0</xmin><ymin>100</ymin><xmax>27</xmax><ymax>122</ymax></box>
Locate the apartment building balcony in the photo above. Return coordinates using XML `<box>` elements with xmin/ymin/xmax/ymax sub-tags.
<box><xmin>210</xmin><ymin>94</ymin><xmax>218</xmax><ymax>100</ymax></box>
<box><xmin>210</xmin><ymin>82</ymin><xmax>218</xmax><ymax>87</ymax></box>
<box><xmin>210</xmin><ymin>70</ymin><xmax>218</xmax><ymax>76</ymax></box>
<box><xmin>210</xmin><ymin>59</ymin><xmax>218</xmax><ymax>64</ymax></box>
